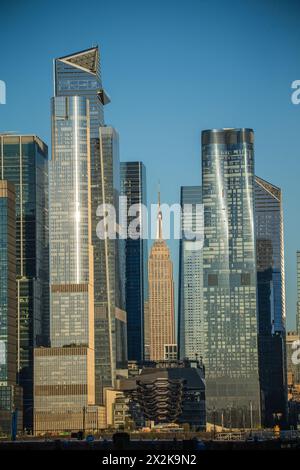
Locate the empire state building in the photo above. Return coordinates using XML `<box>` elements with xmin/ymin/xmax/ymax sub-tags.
<box><xmin>148</xmin><ymin>194</ymin><xmax>176</xmax><ymax>361</ymax></box>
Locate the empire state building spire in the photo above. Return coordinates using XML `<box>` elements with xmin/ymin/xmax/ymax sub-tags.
<box><xmin>157</xmin><ymin>188</ymin><xmax>163</xmax><ymax>240</ymax></box>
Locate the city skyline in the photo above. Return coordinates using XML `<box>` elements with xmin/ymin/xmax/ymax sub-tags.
<box><xmin>1</xmin><ymin>0</ymin><xmax>300</xmax><ymax>331</ymax></box>
<box><xmin>2</xmin><ymin>0</ymin><xmax>300</xmax><ymax>444</ymax></box>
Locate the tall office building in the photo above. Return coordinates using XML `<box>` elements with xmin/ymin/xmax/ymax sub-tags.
<box><xmin>95</xmin><ymin>126</ymin><xmax>127</xmax><ymax>395</ymax></box>
<box><xmin>148</xmin><ymin>195</ymin><xmax>175</xmax><ymax>361</ymax></box>
<box><xmin>0</xmin><ymin>181</ymin><xmax>23</xmax><ymax>433</ymax></box>
<box><xmin>0</xmin><ymin>134</ymin><xmax>49</xmax><ymax>430</ymax></box>
<box><xmin>255</xmin><ymin>176</ymin><xmax>287</xmax><ymax>426</ymax></box>
<box><xmin>34</xmin><ymin>95</ymin><xmax>100</xmax><ymax>433</ymax></box>
<box><xmin>54</xmin><ymin>47</ymin><xmax>122</xmax><ymax>403</ymax></box>
<box><xmin>178</xmin><ymin>186</ymin><xmax>204</xmax><ymax>360</ymax></box>
<box><xmin>202</xmin><ymin>128</ymin><xmax>261</xmax><ymax>428</ymax></box>
<box><xmin>297</xmin><ymin>252</ymin><xmax>300</xmax><ymax>335</ymax></box>
<box><xmin>120</xmin><ymin>162</ymin><xmax>148</xmax><ymax>362</ymax></box>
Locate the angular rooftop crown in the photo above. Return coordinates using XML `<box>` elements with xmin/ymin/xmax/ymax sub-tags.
<box><xmin>58</xmin><ymin>47</ymin><xmax>98</xmax><ymax>74</ymax></box>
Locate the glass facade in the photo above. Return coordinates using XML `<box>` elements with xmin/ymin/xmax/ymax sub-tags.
<box><xmin>50</xmin><ymin>96</ymin><xmax>94</xmax><ymax>349</ymax></box>
<box><xmin>178</xmin><ymin>186</ymin><xmax>204</xmax><ymax>361</ymax></box>
<box><xmin>0</xmin><ymin>181</ymin><xmax>16</xmax><ymax>386</ymax></box>
<box><xmin>33</xmin><ymin>93</ymin><xmax>97</xmax><ymax>433</ymax></box>
<box><xmin>0</xmin><ymin>135</ymin><xmax>49</xmax><ymax>430</ymax></box>
<box><xmin>255</xmin><ymin>176</ymin><xmax>287</xmax><ymax>426</ymax></box>
<box><xmin>55</xmin><ymin>48</ymin><xmax>119</xmax><ymax>403</ymax></box>
<box><xmin>0</xmin><ymin>181</ymin><xmax>24</xmax><ymax>435</ymax></box>
<box><xmin>94</xmin><ymin>127</ymin><xmax>126</xmax><ymax>400</ymax></box>
<box><xmin>202</xmin><ymin>128</ymin><xmax>261</xmax><ymax>428</ymax></box>
<box><xmin>120</xmin><ymin>162</ymin><xmax>148</xmax><ymax>362</ymax></box>
<box><xmin>0</xmin><ymin>385</ymin><xmax>23</xmax><ymax>434</ymax></box>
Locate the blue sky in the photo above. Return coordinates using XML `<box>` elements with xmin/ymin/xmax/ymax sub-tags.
<box><xmin>1</xmin><ymin>0</ymin><xmax>300</xmax><ymax>329</ymax></box>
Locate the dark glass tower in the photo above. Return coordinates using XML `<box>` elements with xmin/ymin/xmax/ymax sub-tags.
<box><xmin>0</xmin><ymin>181</ymin><xmax>23</xmax><ymax>433</ymax></box>
<box><xmin>0</xmin><ymin>181</ymin><xmax>16</xmax><ymax>387</ymax></box>
<box><xmin>255</xmin><ymin>176</ymin><xmax>287</xmax><ymax>426</ymax></box>
<box><xmin>0</xmin><ymin>134</ymin><xmax>49</xmax><ymax>431</ymax></box>
<box><xmin>178</xmin><ymin>186</ymin><xmax>204</xmax><ymax>360</ymax></box>
<box><xmin>202</xmin><ymin>128</ymin><xmax>261</xmax><ymax>428</ymax></box>
<box><xmin>120</xmin><ymin>162</ymin><xmax>148</xmax><ymax>362</ymax></box>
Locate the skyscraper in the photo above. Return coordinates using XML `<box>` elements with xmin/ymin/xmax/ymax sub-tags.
<box><xmin>50</xmin><ymin>96</ymin><xmax>94</xmax><ymax>349</ymax></box>
<box><xmin>178</xmin><ymin>186</ymin><xmax>204</xmax><ymax>361</ymax></box>
<box><xmin>34</xmin><ymin>94</ymin><xmax>98</xmax><ymax>433</ymax></box>
<box><xmin>0</xmin><ymin>181</ymin><xmax>23</xmax><ymax>433</ymax></box>
<box><xmin>255</xmin><ymin>176</ymin><xmax>287</xmax><ymax>426</ymax></box>
<box><xmin>0</xmin><ymin>134</ymin><xmax>49</xmax><ymax>431</ymax></box>
<box><xmin>148</xmin><ymin>195</ymin><xmax>175</xmax><ymax>361</ymax></box>
<box><xmin>120</xmin><ymin>162</ymin><xmax>148</xmax><ymax>362</ymax></box>
<box><xmin>202</xmin><ymin>128</ymin><xmax>261</xmax><ymax>428</ymax></box>
<box><xmin>297</xmin><ymin>251</ymin><xmax>300</xmax><ymax>335</ymax></box>
<box><xmin>54</xmin><ymin>47</ymin><xmax>122</xmax><ymax>402</ymax></box>
<box><xmin>94</xmin><ymin>126</ymin><xmax>127</xmax><ymax>398</ymax></box>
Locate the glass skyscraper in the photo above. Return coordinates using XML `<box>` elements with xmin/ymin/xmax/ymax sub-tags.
<box><xmin>50</xmin><ymin>96</ymin><xmax>94</xmax><ymax>348</ymax></box>
<box><xmin>0</xmin><ymin>134</ymin><xmax>49</xmax><ymax>431</ymax></box>
<box><xmin>54</xmin><ymin>47</ymin><xmax>122</xmax><ymax>403</ymax></box>
<box><xmin>202</xmin><ymin>128</ymin><xmax>261</xmax><ymax>428</ymax></box>
<box><xmin>178</xmin><ymin>186</ymin><xmax>204</xmax><ymax>361</ymax></box>
<box><xmin>0</xmin><ymin>181</ymin><xmax>16</xmax><ymax>387</ymax></box>
<box><xmin>0</xmin><ymin>181</ymin><xmax>23</xmax><ymax>434</ymax></box>
<box><xmin>94</xmin><ymin>126</ymin><xmax>127</xmax><ymax>399</ymax></box>
<box><xmin>34</xmin><ymin>94</ymin><xmax>98</xmax><ymax>433</ymax></box>
<box><xmin>255</xmin><ymin>176</ymin><xmax>287</xmax><ymax>426</ymax></box>
<box><xmin>120</xmin><ymin>162</ymin><xmax>148</xmax><ymax>362</ymax></box>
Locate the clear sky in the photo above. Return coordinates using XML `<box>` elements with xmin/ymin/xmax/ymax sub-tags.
<box><xmin>1</xmin><ymin>0</ymin><xmax>300</xmax><ymax>329</ymax></box>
